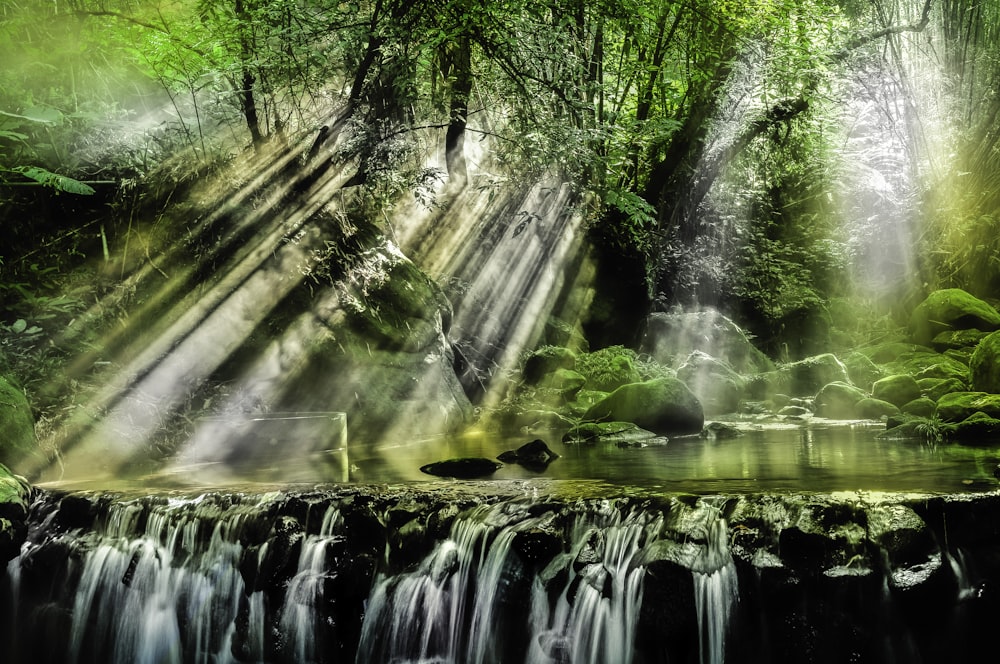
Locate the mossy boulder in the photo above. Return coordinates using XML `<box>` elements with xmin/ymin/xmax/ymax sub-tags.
<box><xmin>884</xmin><ymin>351</ymin><xmax>969</xmax><ymax>385</ymax></box>
<box><xmin>563</xmin><ymin>421</ymin><xmax>662</xmax><ymax>445</ymax></box>
<box><xmin>523</xmin><ymin>346</ymin><xmax>578</xmax><ymax>383</ymax></box>
<box><xmin>855</xmin><ymin>398</ymin><xmax>901</xmax><ymax>420</ymax></box>
<box><xmin>916</xmin><ymin>377</ymin><xmax>966</xmax><ymax>402</ymax></box>
<box><xmin>539</xmin><ymin>368</ymin><xmax>587</xmax><ymax>400</ymax></box>
<box><xmin>582</xmin><ymin>377</ymin><xmax>703</xmax><ymax>436</ymax></box>
<box><xmin>814</xmin><ymin>382</ymin><xmax>868</xmax><ymax>419</ymax></box>
<box><xmin>858</xmin><ymin>342</ymin><xmax>929</xmax><ymax>364</ymax></box>
<box><xmin>842</xmin><ymin>352</ymin><xmax>885</xmax><ymax>392</ymax></box>
<box><xmin>871</xmin><ymin>375</ymin><xmax>922</xmax><ymax>408</ymax></box>
<box><xmin>574</xmin><ymin>346</ymin><xmax>642</xmax><ymax>392</ymax></box>
<box><xmin>951</xmin><ymin>411</ymin><xmax>1000</xmax><ymax>443</ymax></box>
<box><xmin>676</xmin><ymin>351</ymin><xmax>744</xmax><ymax>415</ymax></box>
<box><xmin>935</xmin><ymin>392</ymin><xmax>1000</xmax><ymax>423</ymax></box>
<box><xmin>931</xmin><ymin>329</ymin><xmax>988</xmax><ymax>351</ymax></box>
<box><xmin>908</xmin><ymin>288</ymin><xmax>1000</xmax><ymax>346</ymax></box>
<box><xmin>901</xmin><ymin>397</ymin><xmax>937</xmax><ymax>418</ymax></box>
<box><xmin>970</xmin><ymin>330</ymin><xmax>1000</xmax><ymax>394</ymax></box>
<box><xmin>0</xmin><ymin>463</ymin><xmax>31</xmax><ymax>562</ymax></box>
<box><xmin>0</xmin><ymin>377</ymin><xmax>36</xmax><ymax>467</ymax></box>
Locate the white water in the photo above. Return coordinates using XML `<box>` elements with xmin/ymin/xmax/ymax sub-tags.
<box><xmin>692</xmin><ymin>515</ymin><xmax>739</xmax><ymax>664</ymax></box>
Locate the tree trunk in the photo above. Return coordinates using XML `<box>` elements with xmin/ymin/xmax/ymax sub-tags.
<box><xmin>234</xmin><ymin>0</ymin><xmax>264</xmax><ymax>149</ymax></box>
<box><xmin>444</xmin><ymin>35</ymin><xmax>472</xmax><ymax>184</ymax></box>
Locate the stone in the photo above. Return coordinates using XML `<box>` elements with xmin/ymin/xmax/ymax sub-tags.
<box><xmin>582</xmin><ymin>377</ymin><xmax>704</xmax><ymax>436</ymax></box>
<box><xmin>855</xmin><ymin>398</ymin><xmax>901</xmax><ymax>420</ymax></box>
<box><xmin>814</xmin><ymin>382</ymin><xmax>867</xmax><ymax>419</ymax></box>
<box><xmin>970</xmin><ymin>330</ymin><xmax>1000</xmax><ymax>393</ymax></box>
<box><xmin>951</xmin><ymin>411</ymin><xmax>1000</xmax><ymax>442</ymax></box>
<box><xmin>842</xmin><ymin>352</ymin><xmax>884</xmax><ymax>392</ymax></box>
<box><xmin>884</xmin><ymin>351</ymin><xmax>969</xmax><ymax>385</ymax></box>
<box><xmin>908</xmin><ymin>288</ymin><xmax>1000</xmax><ymax>346</ymax></box>
<box><xmin>701</xmin><ymin>421</ymin><xmax>743</xmax><ymax>439</ymax></box>
<box><xmin>522</xmin><ymin>346</ymin><xmax>578</xmax><ymax>383</ymax></box>
<box><xmin>497</xmin><ymin>439</ymin><xmax>559</xmax><ymax>471</ymax></box>
<box><xmin>419</xmin><ymin>458</ymin><xmax>503</xmax><ymax>479</ymax></box>
<box><xmin>639</xmin><ymin>309</ymin><xmax>774</xmax><ymax>373</ymax></box>
<box><xmin>901</xmin><ymin>397</ymin><xmax>937</xmax><ymax>418</ymax></box>
<box><xmin>779</xmin><ymin>405</ymin><xmax>811</xmax><ymax>417</ymax></box>
<box><xmin>539</xmin><ymin>368</ymin><xmax>587</xmax><ymax>400</ymax></box>
<box><xmin>0</xmin><ymin>376</ymin><xmax>36</xmax><ymax>467</ymax></box>
<box><xmin>676</xmin><ymin>351</ymin><xmax>745</xmax><ymax>415</ymax></box>
<box><xmin>931</xmin><ymin>329</ymin><xmax>988</xmax><ymax>351</ymax></box>
<box><xmin>563</xmin><ymin>421</ymin><xmax>662</xmax><ymax>446</ymax></box>
<box><xmin>935</xmin><ymin>392</ymin><xmax>1000</xmax><ymax>422</ymax></box>
<box><xmin>872</xmin><ymin>374</ymin><xmax>922</xmax><ymax>408</ymax></box>
<box><xmin>916</xmin><ymin>377</ymin><xmax>966</xmax><ymax>402</ymax></box>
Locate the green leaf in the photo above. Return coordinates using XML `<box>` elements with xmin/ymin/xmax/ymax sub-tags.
<box><xmin>13</xmin><ymin>166</ymin><xmax>95</xmax><ymax>195</ymax></box>
<box><xmin>11</xmin><ymin>319</ymin><xmax>27</xmax><ymax>334</ymax></box>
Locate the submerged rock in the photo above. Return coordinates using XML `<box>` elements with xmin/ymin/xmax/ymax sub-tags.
<box><xmin>419</xmin><ymin>457</ymin><xmax>503</xmax><ymax>479</ymax></box>
<box><xmin>909</xmin><ymin>288</ymin><xmax>1000</xmax><ymax>346</ymax></box>
<box><xmin>497</xmin><ymin>439</ymin><xmax>559</xmax><ymax>471</ymax></box>
<box><xmin>563</xmin><ymin>421</ymin><xmax>662</xmax><ymax>445</ymax></box>
<box><xmin>582</xmin><ymin>377</ymin><xmax>704</xmax><ymax>436</ymax></box>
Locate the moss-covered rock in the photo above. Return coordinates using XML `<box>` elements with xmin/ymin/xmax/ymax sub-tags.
<box><xmin>842</xmin><ymin>352</ymin><xmax>884</xmax><ymax>392</ymax></box>
<box><xmin>884</xmin><ymin>351</ymin><xmax>969</xmax><ymax>386</ymax></box>
<box><xmin>931</xmin><ymin>329</ymin><xmax>988</xmax><ymax>351</ymax></box>
<box><xmin>814</xmin><ymin>382</ymin><xmax>867</xmax><ymax>419</ymax></box>
<box><xmin>908</xmin><ymin>288</ymin><xmax>1000</xmax><ymax>346</ymax></box>
<box><xmin>0</xmin><ymin>377</ymin><xmax>36</xmax><ymax>467</ymax></box>
<box><xmin>0</xmin><ymin>463</ymin><xmax>31</xmax><ymax>562</ymax></box>
<box><xmin>855</xmin><ymin>398</ymin><xmax>901</xmax><ymax>420</ymax></box>
<box><xmin>582</xmin><ymin>378</ymin><xmax>703</xmax><ymax>436</ymax></box>
<box><xmin>871</xmin><ymin>375</ymin><xmax>922</xmax><ymax>408</ymax></box>
<box><xmin>901</xmin><ymin>397</ymin><xmax>937</xmax><ymax>418</ymax></box>
<box><xmin>563</xmin><ymin>421</ymin><xmax>662</xmax><ymax>445</ymax></box>
<box><xmin>574</xmin><ymin>346</ymin><xmax>642</xmax><ymax>392</ymax></box>
<box><xmin>522</xmin><ymin>346</ymin><xmax>578</xmax><ymax>383</ymax></box>
<box><xmin>970</xmin><ymin>330</ymin><xmax>1000</xmax><ymax>394</ymax></box>
<box><xmin>935</xmin><ymin>392</ymin><xmax>1000</xmax><ymax>423</ymax></box>
<box><xmin>786</xmin><ymin>354</ymin><xmax>850</xmax><ymax>396</ymax></box>
<box><xmin>858</xmin><ymin>342</ymin><xmax>929</xmax><ymax>364</ymax></box>
<box><xmin>539</xmin><ymin>368</ymin><xmax>587</xmax><ymax>400</ymax></box>
<box><xmin>676</xmin><ymin>351</ymin><xmax>744</xmax><ymax>415</ymax></box>
<box><xmin>916</xmin><ymin>377</ymin><xmax>966</xmax><ymax>402</ymax></box>
<box><xmin>951</xmin><ymin>411</ymin><xmax>1000</xmax><ymax>442</ymax></box>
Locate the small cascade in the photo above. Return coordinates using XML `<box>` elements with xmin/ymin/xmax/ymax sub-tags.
<box><xmin>692</xmin><ymin>514</ymin><xmax>738</xmax><ymax>664</ymax></box>
<box><xmin>4</xmin><ymin>487</ymin><xmax>1000</xmax><ymax>664</ymax></box>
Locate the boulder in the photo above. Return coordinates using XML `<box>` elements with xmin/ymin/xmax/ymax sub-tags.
<box><xmin>0</xmin><ymin>463</ymin><xmax>31</xmax><ymax>562</ymax></box>
<box><xmin>871</xmin><ymin>375</ymin><xmax>922</xmax><ymax>408</ymax></box>
<box><xmin>842</xmin><ymin>352</ymin><xmax>884</xmax><ymax>392</ymax></box>
<box><xmin>814</xmin><ymin>382</ymin><xmax>867</xmax><ymax>419</ymax></box>
<box><xmin>676</xmin><ymin>351</ymin><xmax>744</xmax><ymax>415</ymax></box>
<box><xmin>563</xmin><ymin>421</ymin><xmax>663</xmax><ymax>446</ymax></box>
<box><xmin>901</xmin><ymin>397</ymin><xmax>936</xmax><ymax>418</ymax></box>
<box><xmin>639</xmin><ymin>309</ymin><xmax>774</xmax><ymax>373</ymax></box>
<box><xmin>420</xmin><ymin>458</ymin><xmax>502</xmax><ymax>479</ymax></box>
<box><xmin>931</xmin><ymin>329</ymin><xmax>987</xmax><ymax>351</ymax></box>
<box><xmin>970</xmin><ymin>330</ymin><xmax>1000</xmax><ymax>393</ymax></box>
<box><xmin>786</xmin><ymin>354</ymin><xmax>850</xmax><ymax>396</ymax></box>
<box><xmin>523</xmin><ymin>346</ymin><xmax>578</xmax><ymax>383</ymax></box>
<box><xmin>539</xmin><ymin>368</ymin><xmax>587</xmax><ymax>400</ymax></box>
<box><xmin>884</xmin><ymin>351</ymin><xmax>969</xmax><ymax>385</ymax></box>
<box><xmin>951</xmin><ymin>411</ymin><xmax>1000</xmax><ymax>442</ymax></box>
<box><xmin>935</xmin><ymin>392</ymin><xmax>1000</xmax><ymax>423</ymax></box>
<box><xmin>916</xmin><ymin>377</ymin><xmax>966</xmax><ymax>402</ymax></box>
<box><xmin>855</xmin><ymin>398</ymin><xmax>900</xmax><ymax>420</ymax></box>
<box><xmin>497</xmin><ymin>439</ymin><xmax>559</xmax><ymax>471</ymax></box>
<box><xmin>908</xmin><ymin>288</ymin><xmax>1000</xmax><ymax>346</ymax></box>
<box><xmin>582</xmin><ymin>378</ymin><xmax>704</xmax><ymax>436</ymax></box>
<box><xmin>0</xmin><ymin>376</ymin><xmax>36</xmax><ymax>467</ymax></box>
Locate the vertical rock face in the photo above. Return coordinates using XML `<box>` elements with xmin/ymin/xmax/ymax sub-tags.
<box><xmin>4</xmin><ymin>486</ymin><xmax>1000</xmax><ymax>664</ymax></box>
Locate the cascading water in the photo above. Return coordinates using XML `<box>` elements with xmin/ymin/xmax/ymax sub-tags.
<box><xmin>4</xmin><ymin>486</ymin><xmax>999</xmax><ymax>664</ymax></box>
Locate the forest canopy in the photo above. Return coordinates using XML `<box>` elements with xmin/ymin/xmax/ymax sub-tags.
<box><xmin>2</xmin><ymin>0</ymin><xmax>1000</xmax><ymax>349</ymax></box>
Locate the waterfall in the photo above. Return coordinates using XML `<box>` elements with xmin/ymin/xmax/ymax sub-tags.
<box><xmin>5</xmin><ymin>488</ymin><xmax>998</xmax><ymax>664</ymax></box>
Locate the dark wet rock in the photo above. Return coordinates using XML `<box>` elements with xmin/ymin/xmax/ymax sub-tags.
<box><xmin>970</xmin><ymin>330</ymin><xmax>1000</xmax><ymax>393</ymax></box>
<box><xmin>419</xmin><ymin>457</ymin><xmax>503</xmax><ymax>478</ymax></box>
<box><xmin>677</xmin><ymin>351</ymin><xmax>745</xmax><ymax>415</ymax></box>
<box><xmin>639</xmin><ymin>309</ymin><xmax>774</xmax><ymax>374</ymax></box>
<box><xmin>814</xmin><ymin>382</ymin><xmax>867</xmax><ymax>419</ymax></box>
<box><xmin>936</xmin><ymin>392</ymin><xmax>1000</xmax><ymax>422</ymax></box>
<box><xmin>701</xmin><ymin>421</ymin><xmax>743</xmax><ymax>439</ymax></box>
<box><xmin>582</xmin><ymin>377</ymin><xmax>704</xmax><ymax>436</ymax></box>
<box><xmin>512</xmin><ymin>519</ymin><xmax>563</xmax><ymax>568</ymax></box>
<box><xmin>855</xmin><ymin>397</ymin><xmax>900</xmax><ymax>420</ymax></box>
<box><xmin>497</xmin><ymin>439</ymin><xmax>559</xmax><ymax>471</ymax></box>
<box><xmin>872</xmin><ymin>374</ymin><xmax>922</xmax><ymax>408</ymax></box>
<box><xmin>0</xmin><ymin>376</ymin><xmax>36</xmax><ymax>467</ymax></box>
<box><xmin>563</xmin><ymin>421</ymin><xmax>660</xmax><ymax>445</ymax></box>
<box><xmin>842</xmin><ymin>352</ymin><xmax>885</xmax><ymax>392</ymax></box>
<box><xmin>952</xmin><ymin>411</ymin><xmax>1000</xmax><ymax>441</ymax></box>
<box><xmin>901</xmin><ymin>397</ymin><xmax>937</xmax><ymax>418</ymax></box>
<box><xmin>522</xmin><ymin>346</ymin><xmax>577</xmax><ymax>383</ymax></box>
<box><xmin>931</xmin><ymin>328</ymin><xmax>988</xmax><ymax>351</ymax></box>
<box><xmin>917</xmin><ymin>376</ymin><xmax>966</xmax><ymax>402</ymax></box>
<box><xmin>909</xmin><ymin>288</ymin><xmax>1000</xmax><ymax>346</ymax></box>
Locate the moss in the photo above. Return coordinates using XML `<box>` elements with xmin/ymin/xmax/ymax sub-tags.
<box><xmin>0</xmin><ymin>377</ymin><xmax>36</xmax><ymax>467</ymax></box>
<box><xmin>935</xmin><ymin>392</ymin><xmax>1000</xmax><ymax>423</ymax></box>
<box><xmin>856</xmin><ymin>398</ymin><xmax>900</xmax><ymax>420</ymax></box>
<box><xmin>574</xmin><ymin>345</ymin><xmax>642</xmax><ymax>392</ymax></box>
<box><xmin>970</xmin><ymin>330</ymin><xmax>1000</xmax><ymax>393</ymax></box>
<box><xmin>814</xmin><ymin>382</ymin><xmax>867</xmax><ymax>419</ymax></box>
<box><xmin>582</xmin><ymin>377</ymin><xmax>703</xmax><ymax>436</ymax></box>
<box><xmin>871</xmin><ymin>375</ymin><xmax>922</xmax><ymax>408</ymax></box>
<box><xmin>908</xmin><ymin>288</ymin><xmax>1000</xmax><ymax>346</ymax></box>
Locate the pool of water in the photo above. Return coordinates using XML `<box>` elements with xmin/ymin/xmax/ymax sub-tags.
<box><xmin>39</xmin><ymin>418</ymin><xmax>1000</xmax><ymax>494</ymax></box>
